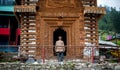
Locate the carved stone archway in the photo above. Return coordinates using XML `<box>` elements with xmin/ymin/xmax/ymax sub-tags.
<box><xmin>53</xmin><ymin>28</ymin><xmax>67</xmax><ymax>56</ymax></box>
<box><xmin>15</xmin><ymin>0</ymin><xmax>106</xmax><ymax>60</ymax></box>
<box><xmin>53</xmin><ymin>28</ymin><xmax>67</xmax><ymax>45</ymax></box>
<box><xmin>35</xmin><ymin>0</ymin><xmax>85</xmax><ymax>59</ymax></box>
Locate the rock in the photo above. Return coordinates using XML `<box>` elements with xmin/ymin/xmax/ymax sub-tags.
<box><xmin>33</xmin><ymin>61</ymin><xmax>38</xmax><ymax>64</ymax></box>
<box><xmin>115</xmin><ymin>65</ymin><xmax>120</xmax><ymax>70</ymax></box>
<box><xmin>25</xmin><ymin>57</ymin><xmax>35</xmax><ymax>63</ymax></box>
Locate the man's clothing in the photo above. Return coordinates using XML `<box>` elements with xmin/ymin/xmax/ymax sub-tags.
<box><xmin>55</xmin><ymin>40</ymin><xmax>65</xmax><ymax>62</ymax></box>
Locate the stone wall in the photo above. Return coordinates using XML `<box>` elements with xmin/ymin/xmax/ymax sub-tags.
<box><xmin>0</xmin><ymin>62</ymin><xmax>120</xmax><ymax>70</ymax></box>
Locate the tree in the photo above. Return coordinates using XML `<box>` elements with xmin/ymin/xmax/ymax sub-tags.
<box><xmin>99</xmin><ymin>7</ymin><xmax>120</xmax><ymax>33</ymax></box>
<box><xmin>110</xmin><ymin>8</ymin><xmax>120</xmax><ymax>33</ymax></box>
<box><xmin>98</xmin><ymin>7</ymin><xmax>114</xmax><ymax>32</ymax></box>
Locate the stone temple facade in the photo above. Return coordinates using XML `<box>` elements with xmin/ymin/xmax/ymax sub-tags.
<box><xmin>14</xmin><ymin>0</ymin><xmax>105</xmax><ymax>60</ymax></box>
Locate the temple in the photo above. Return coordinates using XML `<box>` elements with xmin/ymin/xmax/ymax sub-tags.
<box><xmin>14</xmin><ymin>0</ymin><xmax>106</xmax><ymax>59</ymax></box>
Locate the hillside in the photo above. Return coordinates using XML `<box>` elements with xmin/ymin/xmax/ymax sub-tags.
<box><xmin>98</xmin><ymin>6</ymin><xmax>120</xmax><ymax>45</ymax></box>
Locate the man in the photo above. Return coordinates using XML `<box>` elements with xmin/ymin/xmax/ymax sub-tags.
<box><xmin>55</xmin><ymin>36</ymin><xmax>65</xmax><ymax>62</ymax></box>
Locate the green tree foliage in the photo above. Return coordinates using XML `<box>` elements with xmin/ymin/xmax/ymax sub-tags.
<box><xmin>109</xmin><ymin>8</ymin><xmax>120</xmax><ymax>33</ymax></box>
<box><xmin>99</xmin><ymin>7</ymin><xmax>120</xmax><ymax>33</ymax></box>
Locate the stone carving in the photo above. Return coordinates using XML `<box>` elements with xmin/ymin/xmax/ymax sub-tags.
<box><xmin>57</xmin><ymin>21</ymin><xmax>63</xmax><ymax>26</ymax></box>
<box><xmin>46</xmin><ymin>0</ymin><xmax>76</xmax><ymax>8</ymax></box>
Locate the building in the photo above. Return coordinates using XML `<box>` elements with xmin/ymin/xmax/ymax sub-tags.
<box><xmin>106</xmin><ymin>34</ymin><xmax>120</xmax><ymax>46</ymax></box>
<box><xmin>14</xmin><ymin>0</ymin><xmax>105</xmax><ymax>59</ymax></box>
<box><xmin>0</xmin><ymin>0</ymin><xmax>20</xmax><ymax>52</ymax></box>
<box><xmin>99</xmin><ymin>37</ymin><xmax>120</xmax><ymax>59</ymax></box>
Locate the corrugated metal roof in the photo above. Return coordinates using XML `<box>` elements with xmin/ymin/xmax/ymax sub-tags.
<box><xmin>0</xmin><ymin>13</ymin><xmax>14</xmax><ymax>16</ymax></box>
<box><xmin>99</xmin><ymin>40</ymin><xmax>117</xmax><ymax>46</ymax></box>
<box><xmin>0</xmin><ymin>6</ymin><xmax>14</xmax><ymax>12</ymax></box>
<box><xmin>0</xmin><ymin>6</ymin><xmax>14</xmax><ymax>16</ymax></box>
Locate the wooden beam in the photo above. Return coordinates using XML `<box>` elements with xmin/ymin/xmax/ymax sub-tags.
<box><xmin>14</xmin><ymin>5</ymin><xmax>36</xmax><ymax>12</ymax></box>
<box><xmin>84</xmin><ymin>7</ymin><xmax>106</xmax><ymax>14</ymax></box>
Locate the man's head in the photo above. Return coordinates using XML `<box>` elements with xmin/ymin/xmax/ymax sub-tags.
<box><xmin>58</xmin><ymin>36</ymin><xmax>62</xmax><ymax>40</ymax></box>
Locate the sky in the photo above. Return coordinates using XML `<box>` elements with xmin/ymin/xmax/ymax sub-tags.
<box><xmin>97</xmin><ymin>0</ymin><xmax>120</xmax><ymax>10</ymax></box>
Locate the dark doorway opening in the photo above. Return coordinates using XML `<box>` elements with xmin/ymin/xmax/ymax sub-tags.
<box><xmin>53</xmin><ymin>28</ymin><xmax>67</xmax><ymax>45</ymax></box>
<box><xmin>53</xmin><ymin>28</ymin><xmax>67</xmax><ymax>56</ymax></box>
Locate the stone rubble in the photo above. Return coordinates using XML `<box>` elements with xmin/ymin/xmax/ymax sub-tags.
<box><xmin>0</xmin><ymin>61</ymin><xmax>120</xmax><ymax>70</ymax></box>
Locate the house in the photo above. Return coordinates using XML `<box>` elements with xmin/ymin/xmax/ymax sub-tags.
<box><xmin>0</xmin><ymin>0</ymin><xmax>20</xmax><ymax>52</ymax></box>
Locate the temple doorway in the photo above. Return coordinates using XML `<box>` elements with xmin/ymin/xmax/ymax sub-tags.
<box><xmin>53</xmin><ymin>28</ymin><xmax>67</xmax><ymax>45</ymax></box>
<box><xmin>53</xmin><ymin>28</ymin><xmax>67</xmax><ymax>56</ymax></box>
